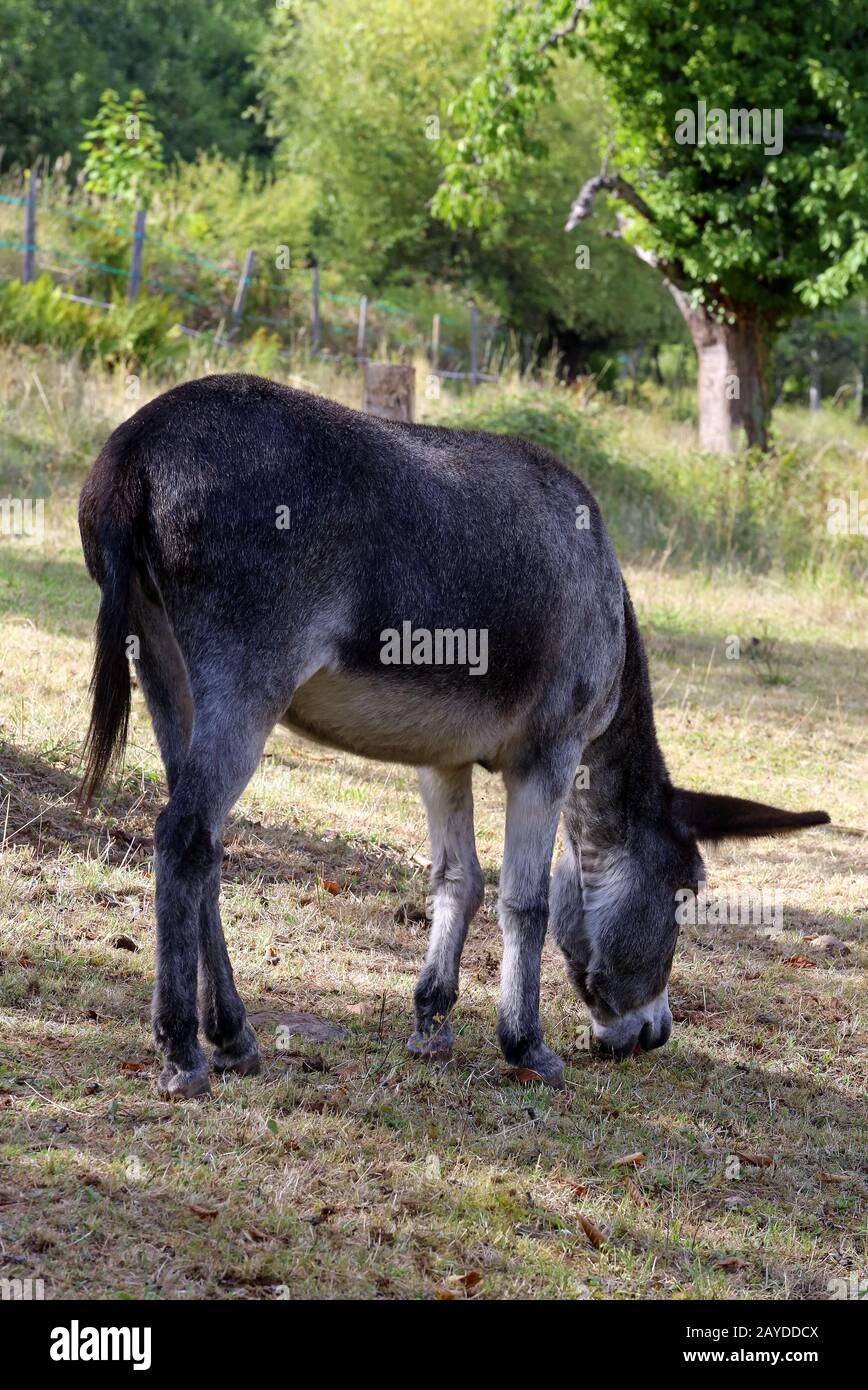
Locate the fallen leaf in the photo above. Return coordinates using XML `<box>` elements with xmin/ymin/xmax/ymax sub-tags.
<box><xmin>434</xmin><ymin>1289</ymin><xmax>457</xmax><ymax>1300</ymax></box>
<box><xmin>623</xmin><ymin>1176</ymin><xmax>646</xmax><ymax>1206</ymax></box>
<box><xmin>502</xmin><ymin>1066</ymin><xmax>545</xmax><ymax>1084</ymax></box>
<box><xmin>715</xmin><ymin>1256</ymin><xmax>749</xmax><ymax>1271</ymax></box>
<box><xmin>734</xmin><ymin>1150</ymin><xmax>774</xmax><ymax>1167</ymax></box>
<box><xmin>567</xmin><ymin>1181</ymin><xmax>587</xmax><ymax>1200</ymax></box>
<box><xmin>265</xmin><ymin>944</ymin><xmax>280</xmax><ymax>965</ymax></box>
<box><xmin>611</xmin><ymin>1151</ymin><xmax>645</xmax><ymax>1168</ymax></box>
<box><xmin>188</xmin><ymin>1203</ymin><xmax>219</xmax><ymax>1219</ymax></box>
<box><xmin>241</xmin><ymin>1227</ymin><xmax>270</xmax><ymax>1244</ymax></box>
<box><xmin>576</xmin><ymin>1213</ymin><xmax>605</xmax><ymax>1249</ymax></box>
<box><xmin>111</xmin><ymin>935</ymin><xmax>139</xmax><ymax>953</ymax></box>
<box><xmin>784</xmin><ymin>955</ymin><xmax>817</xmax><ymax>969</ymax></box>
<box><xmin>320</xmin><ymin>879</ymin><xmax>342</xmax><ymax>895</ymax></box>
<box><xmin>448</xmin><ymin>1269</ymin><xmax>482</xmax><ymax>1289</ymax></box>
<box><xmin>119</xmin><ymin>1060</ymin><xmax>149</xmax><ymax>1074</ymax></box>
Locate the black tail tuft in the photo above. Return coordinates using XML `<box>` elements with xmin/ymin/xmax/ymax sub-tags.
<box><xmin>78</xmin><ymin>433</ymin><xmax>142</xmax><ymax>810</ymax></box>
<box><xmin>672</xmin><ymin>788</ymin><xmax>831</xmax><ymax>843</ymax></box>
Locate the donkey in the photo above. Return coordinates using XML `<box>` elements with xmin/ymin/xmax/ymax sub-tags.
<box><xmin>79</xmin><ymin>374</ymin><xmax>829</xmax><ymax>1097</ymax></box>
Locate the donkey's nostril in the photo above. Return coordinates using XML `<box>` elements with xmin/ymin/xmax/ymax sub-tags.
<box><xmin>639</xmin><ymin>1014</ymin><xmax>672</xmax><ymax>1052</ymax></box>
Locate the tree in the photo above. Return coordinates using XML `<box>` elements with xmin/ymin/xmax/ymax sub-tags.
<box><xmin>457</xmin><ymin>50</ymin><xmax>682</xmax><ymax>370</ymax></box>
<box><xmin>257</xmin><ymin>0</ymin><xmax>677</xmax><ymax>360</ymax></box>
<box><xmin>256</xmin><ymin>0</ymin><xmax>490</xmax><ymax>288</ymax></box>
<box><xmin>435</xmin><ymin>1</ymin><xmax>868</xmax><ymax>452</ymax></box>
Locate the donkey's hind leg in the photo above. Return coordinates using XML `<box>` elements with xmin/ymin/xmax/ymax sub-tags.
<box><xmin>199</xmin><ymin>861</ymin><xmax>260</xmax><ymax>1077</ymax></box>
<box><xmin>132</xmin><ymin>590</ymin><xmax>266</xmax><ymax>1093</ymax></box>
<box><xmin>151</xmin><ymin>704</ymin><xmax>271</xmax><ymax>1099</ymax></box>
<box><xmin>408</xmin><ymin>765</ymin><xmax>484</xmax><ymax>1059</ymax></box>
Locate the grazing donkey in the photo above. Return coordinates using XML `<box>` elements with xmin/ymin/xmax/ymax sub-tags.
<box><xmin>79</xmin><ymin>374</ymin><xmax>829</xmax><ymax>1097</ymax></box>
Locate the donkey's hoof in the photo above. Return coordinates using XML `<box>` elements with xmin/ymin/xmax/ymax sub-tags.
<box><xmin>213</xmin><ymin>1026</ymin><xmax>261</xmax><ymax>1076</ymax></box>
<box><xmin>407</xmin><ymin>1020</ymin><xmax>453</xmax><ymax>1060</ymax></box>
<box><xmin>214</xmin><ymin>1048</ymin><xmax>261</xmax><ymax>1077</ymax></box>
<box><xmin>506</xmin><ymin>1044</ymin><xmax>565</xmax><ymax>1089</ymax></box>
<box><xmin>158</xmin><ymin>1062</ymin><xmax>211</xmax><ymax>1100</ymax></box>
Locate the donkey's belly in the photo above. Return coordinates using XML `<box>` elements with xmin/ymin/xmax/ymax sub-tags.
<box><xmin>282</xmin><ymin>667</ymin><xmax>512</xmax><ymax>768</ymax></box>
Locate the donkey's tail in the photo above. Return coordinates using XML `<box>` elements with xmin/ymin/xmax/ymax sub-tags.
<box><xmin>78</xmin><ymin>425</ymin><xmax>145</xmax><ymax>809</ymax></box>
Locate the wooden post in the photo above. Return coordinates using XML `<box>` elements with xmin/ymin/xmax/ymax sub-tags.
<box><xmin>127</xmin><ymin>208</ymin><xmax>146</xmax><ymax>302</ymax></box>
<box><xmin>431</xmin><ymin>313</ymin><xmax>440</xmax><ymax>373</ymax></box>
<box><xmin>310</xmin><ymin>264</ymin><xmax>321</xmax><ymax>354</ymax></box>
<box><xmin>808</xmin><ymin>349</ymin><xmax>821</xmax><ymax>411</ymax></box>
<box><xmin>469</xmin><ymin>302</ymin><xmax>479</xmax><ymax>387</ymax></box>
<box><xmin>362</xmin><ymin>362</ymin><xmax>415</xmax><ymax>422</ymax></box>
<box><xmin>22</xmin><ymin>170</ymin><xmax>37</xmax><ymax>284</ymax></box>
<box><xmin>356</xmin><ymin>295</ymin><xmax>368</xmax><ymax>359</ymax></box>
<box><xmin>229</xmin><ymin>248</ymin><xmax>255</xmax><ymax>339</ymax></box>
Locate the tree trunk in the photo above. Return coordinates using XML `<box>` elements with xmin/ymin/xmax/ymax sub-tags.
<box><xmin>666</xmin><ymin>285</ymin><xmax>773</xmax><ymax>453</ymax></box>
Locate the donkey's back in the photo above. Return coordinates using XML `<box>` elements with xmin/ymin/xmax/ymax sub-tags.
<box><xmin>80</xmin><ymin>373</ymin><xmax>626</xmax><ymax>779</ymax></box>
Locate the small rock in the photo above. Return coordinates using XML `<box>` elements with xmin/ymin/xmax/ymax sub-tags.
<box><xmin>249</xmin><ymin>1008</ymin><xmax>347</xmax><ymax>1042</ymax></box>
<box><xmin>808</xmin><ymin>934</ymin><xmax>850</xmax><ymax>956</ymax></box>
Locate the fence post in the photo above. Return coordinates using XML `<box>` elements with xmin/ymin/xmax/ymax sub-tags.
<box><xmin>808</xmin><ymin>348</ymin><xmax>821</xmax><ymax>411</ymax></box>
<box><xmin>22</xmin><ymin>170</ymin><xmax>37</xmax><ymax>284</ymax></box>
<box><xmin>310</xmin><ymin>264</ymin><xmax>321</xmax><ymax>354</ymax></box>
<box><xmin>469</xmin><ymin>301</ymin><xmax>479</xmax><ymax>387</ymax></box>
<box><xmin>356</xmin><ymin>295</ymin><xmax>368</xmax><ymax>359</ymax></box>
<box><xmin>229</xmin><ymin>248</ymin><xmax>255</xmax><ymax>339</ymax></box>
<box><xmin>127</xmin><ymin>208</ymin><xmax>146</xmax><ymax>302</ymax></box>
<box><xmin>362</xmin><ymin>362</ymin><xmax>415</xmax><ymax>422</ymax></box>
<box><xmin>431</xmin><ymin>313</ymin><xmax>440</xmax><ymax>374</ymax></box>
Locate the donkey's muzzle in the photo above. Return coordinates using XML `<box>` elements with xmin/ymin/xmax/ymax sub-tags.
<box><xmin>592</xmin><ymin>997</ymin><xmax>673</xmax><ymax>1059</ymax></box>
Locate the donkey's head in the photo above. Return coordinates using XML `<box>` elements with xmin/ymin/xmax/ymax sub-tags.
<box><xmin>551</xmin><ymin>789</ymin><xmax>830</xmax><ymax>1058</ymax></box>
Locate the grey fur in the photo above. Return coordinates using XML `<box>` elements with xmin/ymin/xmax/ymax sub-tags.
<box><xmin>77</xmin><ymin>374</ymin><xmax>830</xmax><ymax>1094</ymax></box>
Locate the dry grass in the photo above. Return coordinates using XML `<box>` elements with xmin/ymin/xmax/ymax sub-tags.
<box><xmin>0</xmin><ymin>348</ymin><xmax>865</xmax><ymax>1300</ymax></box>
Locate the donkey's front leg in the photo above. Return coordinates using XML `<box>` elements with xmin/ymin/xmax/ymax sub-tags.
<box><xmin>497</xmin><ymin>758</ymin><xmax>575</xmax><ymax>1088</ymax></box>
<box><xmin>408</xmin><ymin>766</ymin><xmax>484</xmax><ymax>1059</ymax></box>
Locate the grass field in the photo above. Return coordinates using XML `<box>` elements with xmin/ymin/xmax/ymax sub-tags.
<box><xmin>0</xmin><ymin>349</ymin><xmax>865</xmax><ymax>1300</ymax></box>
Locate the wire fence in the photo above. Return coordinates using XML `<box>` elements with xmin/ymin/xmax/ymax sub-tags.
<box><xmin>0</xmin><ymin>177</ymin><xmax>505</xmax><ymax>381</ymax></box>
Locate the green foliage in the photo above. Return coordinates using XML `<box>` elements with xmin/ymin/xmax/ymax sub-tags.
<box><xmin>244</xmin><ymin>327</ymin><xmax>284</xmax><ymax>377</ymax></box>
<box><xmin>436</xmin><ymin>1</ymin><xmax>868</xmax><ymax>320</ymax></box>
<box><xmin>0</xmin><ymin>275</ymin><xmax>185</xmax><ymax>372</ymax></box>
<box><xmin>149</xmin><ymin>153</ymin><xmax>315</xmax><ymax>267</ymax></box>
<box><xmin>79</xmin><ymin>90</ymin><xmax>165</xmax><ymax>205</ymax></box>
<box><xmin>0</xmin><ymin>0</ymin><xmax>271</xmax><ymax>167</ymax></box>
<box><xmin>467</xmin><ymin>58</ymin><xmax>682</xmax><ymax>353</ymax></box>
<box><xmin>257</xmin><ymin>0</ymin><xmax>490</xmax><ymax>288</ymax></box>
<box><xmin>256</xmin><ymin>0</ymin><xmax>675</xmax><ymax>355</ymax></box>
<box><xmin>433</xmin><ymin>0</ymin><xmax>581</xmax><ymax>230</ymax></box>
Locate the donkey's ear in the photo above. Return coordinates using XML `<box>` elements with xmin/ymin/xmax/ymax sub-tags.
<box><xmin>671</xmin><ymin>789</ymin><xmax>830</xmax><ymax>843</ymax></box>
